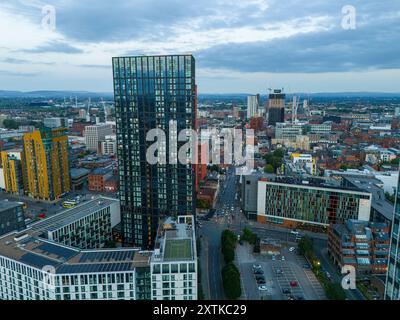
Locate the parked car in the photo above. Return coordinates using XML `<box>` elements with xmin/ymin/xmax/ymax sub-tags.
<box><xmin>254</xmin><ymin>269</ymin><xmax>264</xmax><ymax>275</ymax></box>
<box><xmin>290</xmin><ymin>230</ymin><xmax>299</xmax><ymax>235</ymax></box>
<box><xmin>275</xmin><ymin>268</ymin><xmax>283</xmax><ymax>274</ymax></box>
<box><xmin>289</xmin><ymin>247</ymin><xmax>296</xmax><ymax>252</ymax></box>
<box><xmin>253</xmin><ymin>264</ymin><xmax>262</xmax><ymax>270</ymax></box>
<box><xmin>290</xmin><ymin>281</ymin><xmax>298</xmax><ymax>287</ymax></box>
<box><xmin>282</xmin><ymin>288</ymin><xmax>291</xmax><ymax>294</ymax></box>
<box><xmin>281</xmin><ymin>256</ymin><xmax>285</xmax><ymax>261</ymax></box>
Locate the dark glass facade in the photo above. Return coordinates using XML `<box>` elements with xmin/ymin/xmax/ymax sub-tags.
<box><xmin>268</xmin><ymin>90</ymin><xmax>285</xmax><ymax>126</ymax></box>
<box><xmin>112</xmin><ymin>55</ymin><xmax>196</xmax><ymax>249</ymax></box>
<box><xmin>385</xmin><ymin>170</ymin><xmax>400</xmax><ymax>300</ymax></box>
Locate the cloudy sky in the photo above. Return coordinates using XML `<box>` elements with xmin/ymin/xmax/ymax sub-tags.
<box><xmin>0</xmin><ymin>0</ymin><xmax>399</xmax><ymax>93</ymax></box>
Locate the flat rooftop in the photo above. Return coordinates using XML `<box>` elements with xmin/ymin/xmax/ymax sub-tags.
<box><xmin>0</xmin><ymin>197</ymin><xmax>151</xmax><ymax>273</ymax></box>
<box><xmin>27</xmin><ymin>197</ymin><xmax>118</xmax><ymax>234</ymax></box>
<box><xmin>0</xmin><ymin>200</ymin><xmax>21</xmax><ymax>212</ymax></box>
<box><xmin>164</xmin><ymin>239</ymin><xmax>192</xmax><ymax>261</ymax></box>
<box><xmin>343</xmin><ymin>176</ymin><xmax>394</xmax><ymax>221</ymax></box>
<box><xmin>153</xmin><ymin>216</ymin><xmax>196</xmax><ymax>263</ymax></box>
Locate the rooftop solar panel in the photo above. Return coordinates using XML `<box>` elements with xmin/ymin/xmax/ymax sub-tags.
<box><xmin>20</xmin><ymin>253</ymin><xmax>60</xmax><ymax>269</ymax></box>
<box><xmin>36</xmin><ymin>242</ymin><xmax>78</xmax><ymax>260</ymax></box>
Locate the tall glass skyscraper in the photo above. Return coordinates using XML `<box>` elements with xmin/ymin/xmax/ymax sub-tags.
<box><xmin>112</xmin><ymin>55</ymin><xmax>197</xmax><ymax>249</ymax></box>
<box><xmin>385</xmin><ymin>169</ymin><xmax>400</xmax><ymax>300</ymax></box>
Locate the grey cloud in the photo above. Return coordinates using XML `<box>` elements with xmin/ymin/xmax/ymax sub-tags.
<box><xmin>23</xmin><ymin>41</ymin><xmax>83</xmax><ymax>54</ymax></box>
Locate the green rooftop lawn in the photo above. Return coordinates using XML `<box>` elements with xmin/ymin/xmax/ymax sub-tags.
<box><xmin>164</xmin><ymin>239</ymin><xmax>192</xmax><ymax>260</ymax></box>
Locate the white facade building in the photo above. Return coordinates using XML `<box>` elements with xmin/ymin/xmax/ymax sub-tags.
<box><xmin>0</xmin><ymin>199</ymin><xmax>197</xmax><ymax>301</ymax></box>
<box><xmin>247</xmin><ymin>94</ymin><xmax>260</xmax><ymax>119</ymax></box>
<box><xmin>84</xmin><ymin>124</ymin><xmax>113</xmax><ymax>152</ymax></box>
<box><xmin>150</xmin><ymin>215</ymin><xmax>197</xmax><ymax>300</ymax></box>
<box><xmin>100</xmin><ymin>135</ymin><xmax>117</xmax><ymax>156</ymax></box>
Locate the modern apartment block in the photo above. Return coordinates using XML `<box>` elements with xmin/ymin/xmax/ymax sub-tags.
<box><xmin>150</xmin><ymin>215</ymin><xmax>197</xmax><ymax>300</ymax></box>
<box><xmin>0</xmin><ymin>200</ymin><xmax>25</xmax><ymax>236</ymax></box>
<box><xmin>385</xmin><ymin>171</ymin><xmax>400</xmax><ymax>300</ymax></box>
<box><xmin>1</xmin><ymin>149</ymin><xmax>26</xmax><ymax>195</ymax></box>
<box><xmin>0</xmin><ymin>199</ymin><xmax>196</xmax><ymax>300</ymax></box>
<box><xmin>328</xmin><ymin>220</ymin><xmax>390</xmax><ymax>275</ymax></box>
<box><xmin>112</xmin><ymin>54</ymin><xmax>197</xmax><ymax>249</ymax></box>
<box><xmin>45</xmin><ymin>198</ymin><xmax>121</xmax><ymax>249</ymax></box>
<box><xmin>268</xmin><ymin>89</ymin><xmax>285</xmax><ymax>126</ymax></box>
<box><xmin>23</xmin><ymin>128</ymin><xmax>70</xmax><ymax>201</ymax></box>
<box><xmin>256</xmin><ymin>177</ymin><xmax>372</xmax><ymax>228</ymax></box>
<box><xmin>247</xmin><ymin>94</ymin><xmax>260</xmax><ymax>119</ymax></box>
<box><xmin>84</xmin><ymin>124</ymin><xmax>113</xmax><ymax>152</ymax></box>
<box><xmin>100</xmin><ymin>135</ymin><xmax>117</xmax><ymax>156</ymax></box>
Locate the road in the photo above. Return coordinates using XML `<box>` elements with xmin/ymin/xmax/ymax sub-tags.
<box><xmin>199</xmin><ymin>164</ymin><xmax>365</xmax><ymax>300</ymax></box>
<box><xmin>198</xmin><ymin>166</ymin><xmax>238</xmax><ymax>299</ymax></box>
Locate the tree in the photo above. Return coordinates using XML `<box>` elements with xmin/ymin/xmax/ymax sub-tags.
<box><xmin>221</xmin><ymin>229</ymin><xmax>237</xmax><ymax>264</ymax></box>
<box><xmin>3</xmin><ymin>119</ymin><xmax>18</xmax><ymax>129</ymax></box>
<box><xmin>325</xmin><ymin>283</ymin><xmax>346</xmax><ymax>300</ymax></box>
<box><xmin>391</xmin><ymin>157</ymin><xmax>400</xmax><ymax>165</ymax></box>
<box><xmin>340</xmin><ymin>164</ymin><xmax>348</xmax><ymax>171</ymax></box>
<box><xmin>197</xmin><ymin>199</ymin><xmax>210</xmax><ymax>209</ymax></box>
<box><xmin>264</xmin><ymin>164</ymin><xmax>274</xmax><ymax>174</ymax></box>
<box><xmin>241</xmin><ymin>228</ymin><xmax>257</xmax><ymax>245</ymax></box>
<box><xmin>273</xmin><ymin>148</ymin><xmax>284</xmax><ymax>158</ymax></box>
<box><xmin>222</xmin><ymin>263</ymin><xmax>242</xmax><ymax>299</ymax></box>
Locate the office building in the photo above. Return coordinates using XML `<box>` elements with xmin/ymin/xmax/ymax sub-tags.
<box><xmin>342</xmin><ymin>176</ymin><xmax>394</xmax><ymax>226</ymax></box>
<box><xmin>268</xmin><ymin>89</ymin><xmax>285</xmax><ymax>126</ymax></box>
<box><xmin>150</xmin><ymin>215</ymin><xmax>197</xmax><ymax>300</ymax></box>
<box><xmin>43</xmin><ymin>118</ymin><xmax>68</xmax><ymax>129</ymax></box>
<box><xmin>385</xmin><ymin>171</ymin><xmax>400</xmax><ymax>300</ymax></box>
<box><xmin>328</xmin><ymin>220</ymin><xmax>390</xmax><ymax>275</ymax></box>
<box><xmin>113</xmin><ymin>54</ymin><xmax>197</xmax><ymax>249</ymax></box>
<box><xmin>23</xmin><ymin>128</ymin><xmax>70</xmax><ymax>201</ymax></box>
<box><xmin>88</xmin><ymin>168</ymin><xmax>113</xmax><ymax>192</ymax></box>
<box><xmin>257</xmin><ymin>177</ymin><xmax>372</xmax><ymax>228</ymax></box>
<box><xmin>1</xmin><ymin>149</ymin><xmax>26</xmax><ymax>195</ymax></box>
<box><xmin>275</xmin><ymin>122</ymin><xmax>304</xmax><ymax>140</ymax></box>
<box><xmin>0</xmin><ymin>201</ymin><xmax>25</xmax><ymax>236</ymax></box>
<box><xmin>84</xmin><ymin>124</ymin><xmax>112</xmax><ymax>152</ymax></box>
<box><xmin>247</xmin><ymin>94</ymin><xmax>260</xmax><ymax>119</ymax></box>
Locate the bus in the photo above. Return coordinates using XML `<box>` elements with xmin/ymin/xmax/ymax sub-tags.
<box><xmin>62</xmin><ymin>200</ymin><xmax>78</xmax><ymax>209</ymax></box>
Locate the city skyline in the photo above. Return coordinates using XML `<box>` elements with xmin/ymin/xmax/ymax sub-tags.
<box><xmin>0</xmin><ymin>1</ymin><xmax>400</xmax><ymax>93</ymax></box>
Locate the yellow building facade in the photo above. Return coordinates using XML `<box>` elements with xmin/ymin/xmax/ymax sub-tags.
<box><xmin>1</xmin><ymin>150</ymin><xmax>26</xmax><ymax>195</ymax></box>
<box><xmin>23</xmin><ymin>128</ymin><xmax>70</xmax><ymax>201</ymax></box>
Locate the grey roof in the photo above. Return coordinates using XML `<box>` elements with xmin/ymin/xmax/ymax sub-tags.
<box><xmin>343</xmin><ymin>176</ymin><xmax>394</xmax><ymax>221</ymax></box>
<box><xmin>0</xmin><ymin>200</ymin><xmax>22</xmax><ymax>212</ymax></box>
<box><xmin>0</xmin><ymin>196</ymin><xmax>152</xmax><ymax>273</ymax></box>
<box><xmin>70</xmin><ymin>168</ymin><xmax>90</xmax><ymax>179</ymax></box>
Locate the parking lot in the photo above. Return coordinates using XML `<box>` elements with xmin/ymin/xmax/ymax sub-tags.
<box><xmin>236</xmin><ymin>242</ymin><xmax>326</xmax><ymax>300</ymax></box>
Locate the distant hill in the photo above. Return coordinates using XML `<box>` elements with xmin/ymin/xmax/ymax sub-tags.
<box><xmin>0</xmin><ymin>90</ymin><xmax>113</xmax><ymax>99</ymax></box>
<box><xmin>1</xmin><ymin>90</ymin><xmax>399</xmax><ymax>99</ymax></box>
